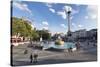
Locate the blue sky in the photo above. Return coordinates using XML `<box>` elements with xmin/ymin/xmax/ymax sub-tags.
<box><xmin>12</xmin><ymin>1</ymin><xmax>97</xmax><ymax>34</ymax></box>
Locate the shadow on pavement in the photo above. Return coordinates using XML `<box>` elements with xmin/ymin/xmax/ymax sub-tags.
<box><xmin>12</xmin><ymin>58</ymin><xmax>97</xmax><ymax>66</ymax></box>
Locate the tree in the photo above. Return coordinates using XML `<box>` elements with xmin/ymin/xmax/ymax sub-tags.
<box><xmin>31</xmin><ymin>30</ymin><xmax>39</xmax><ymax>41</ymax></box>
<box><xmin>36</xmin><ymin>30</ymin><xmax>51</xmax><ymax>40</ymax></box>
<box><xmin>12</xmin><ymin>17</ymin><xmax>51</xmax><ymax>42</ymax></box>
<box><xmin>12</xmin><ymin>17</ymin><xmax>32</xmax><ymax>37</ymax></box>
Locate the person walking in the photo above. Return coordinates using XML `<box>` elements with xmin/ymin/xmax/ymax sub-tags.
<box><xmin>33</xmin><ymin>53</ymin><xmax>38</xmax><ymax>63</ymax></box>
<box><xmin>75</xmin><ymin>40</ymin><xmax>80</xmax><ymax>50</ymax></box>
<box><xmin>68</xmin><ymin>47</ymin><xmax>72</xmax><ymax>52</ymax></box>
<box><xmin>24</xmin><ymin>49</ymin><xmax>28</xmax><ymax>54</ymax></box>
<box><xmin>30</xmin><ymin>53</ymin><xmax>33</xmax><ymax>63</ymax></box>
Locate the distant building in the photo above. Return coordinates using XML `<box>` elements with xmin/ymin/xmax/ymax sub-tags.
<box><xmin>64</xmin><ymin>29</ymin><xmax>97</xmax><ymax>42</ymax></box>
<box><xmin>72</xmin><ymin>29</ymin><xmax>87</xmax><ymax>38</ymax></box>
<box><xmin>52</xmin><ymin>29</ymin><xmax>97</xmax><ymax>42</ymax></box>
<box><xmin>86</xmin><ymin>29</ymin><xmax>97</xmax><ymax>41</ymax></box>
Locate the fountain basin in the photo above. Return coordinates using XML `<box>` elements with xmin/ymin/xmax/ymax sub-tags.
<box><xmin>42</xmin><ymin>42</ymin><xmax>76</xmax><ymax>50</ymax></box>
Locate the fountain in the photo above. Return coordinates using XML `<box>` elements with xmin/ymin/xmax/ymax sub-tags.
<box><xmin>42</xmin><ymin>7</ymin><xmax>77</xmax><ymax>51</ymax></box>
<box><xmin>55</xmin><ymin>36</ymin><xmax>64</xmax><ymax>45</ymax></box>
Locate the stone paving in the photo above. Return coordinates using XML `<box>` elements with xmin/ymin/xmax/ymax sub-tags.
<box><xmin>11</xmin><ymin>42</ymin><xmax>97</xmax><ymax>66</ymax></box>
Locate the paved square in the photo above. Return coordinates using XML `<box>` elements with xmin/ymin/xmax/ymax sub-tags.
<box><xmin>11</xmin><ymin>42</ymin><xmax>97</xmax><ymax>66</ymax></box>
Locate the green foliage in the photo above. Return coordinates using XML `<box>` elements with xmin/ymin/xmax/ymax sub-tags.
<box><xmin>36</xmin><ymin>30</ymin><xmax>51</xmax><ymax>40</ymax></box>
<box><xmin>31</xmin><ymin>30</ymin><xmax>39</xmax><ymax>41</ymax></box>
<box><xmin>12</xmin><ymin>17</ymin><xmax>32</xmax><ymax>37</ymax></box>
<box><xmin>12</xmin><ymin>17</ymin><xmax>51</xmax><ymax>41</ymax></box>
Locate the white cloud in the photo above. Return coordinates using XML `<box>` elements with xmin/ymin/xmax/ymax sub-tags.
<box><xmin>87</xmin><ymin>5</ymin><xmax>97</xmax><ymax>13</ymax></box>
<box><xmin>24</xmin><ymin>17</ymin><xmax>33</xmax><ymax>23</ymax></box>
<box><xmin>85</xmin><ymin>16</ymin><xmax>89</xmax><ymax>19</ymax></box>
<box><xmin>61</xmin><ymin>24</ymin><xmax>66</xmax><ymax>28</ymax></box>
<box><xmin>57</xmin><ymin>11</ymin><xmax>66</xmax><ymax>19</ymax></box>
<box><xmin>43</xmin><ymin>26</ymin><xmax>49</xmax><ymax>30</ymax></box>
<box><xmin>42</xmin><ymin>21</ymin><xmax>49</xmax><ymax>26</ymax></box>
<box><xmin>13</xmin><ymin>1</ymin><xmax>32</xmax><ymax>14</ymax></box>
<box><xmin>45</xmin><ymin>3</ymin><xmax>56</xmax><ymax>13</ymax></box>
<box><xmin>78</xmin><ymin>24</ymin><xmax>83</xmax><ymax>28</ymax></box>
<box><xmin>63</xmin><ymin>6</ymin><xmax>72</xmax><ymax>12</ymax></box>
<box><xmin>45</xmin><ymin>2</ymin><xmax>57</xmax><ymax>7</ymax></box>
<box><xmin>57</xmin><ymin>5</ymin><xmax>79</xmax><ymax>19</ymax></box>
<box><xmin>57</xmin><ymin>10</ymin><xmax>76</xmax><ymax>20</ymax></box>
<box><xmin>46</xmin><ymin>3</ymin><xmax>52</xmax><ymax>8</ymax></box>
<box><xmin>49</xmin><ymin>8</ymin><xmax>55</xmax><ymax>13</ymax></box>
<box><xmin>91</xmin><ymin>14</ymin><xmax>97</xmax><ymax>19</ymax></box>
<box><xmin>63</xmin><ymin>5</ymin><xmax>79</xmax><ymax>15</ymax></box>
<box><xmin>42</xmin><ymin>21</ymin><xmax>49</xmax><ymax>30</ymax></box>
<box><xmin>72</xmin><ymin>9</ymin><xmax>79</xmax><ymax>15</ymax></box>
<box><xmin>86</xmin><ymin>5</ymin><xmax>98</xmax><ymax>20</ymax></box>
<box><xmin>72</xmin><ymin>23</ymin><xmax>75</xmax><ymax>26</ymax></box>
